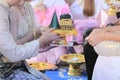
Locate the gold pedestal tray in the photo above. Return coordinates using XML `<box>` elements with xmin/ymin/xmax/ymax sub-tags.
<box><xmin>52</xmin><ymin>29</ymin><xmax>78</xmax><ymax>45</ymax></box>
<box><xmin>52</xmin><ymin>29</ymin><xmax>78</xmax><ymax>37</ymax></box>
<box><xmin>60</xmin><ymin>54</ymin><xmax>85</xmax><ymax>76</ymax></box>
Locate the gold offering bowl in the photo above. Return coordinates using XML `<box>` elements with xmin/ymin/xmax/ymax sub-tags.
<box><xmin>60</xmin><ymin>54</ymin><xmax>85</xmax><ymax>76</ymax></box>
<box><xmin>52</xmin><ymin>29</ymin><xmax>78</xmax><ymax>44</ymax></box>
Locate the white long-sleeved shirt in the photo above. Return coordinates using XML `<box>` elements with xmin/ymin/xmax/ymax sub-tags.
<box><xmin>0</xmin><ymin>1</ymin><xmax>39</xmax><ymax>62</ymax></box>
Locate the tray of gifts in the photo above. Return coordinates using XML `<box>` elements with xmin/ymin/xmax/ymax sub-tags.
<box><xmin>28</xmin><ymin>62</ymin><xmax>56</xmax><ymax>71</ymax></box>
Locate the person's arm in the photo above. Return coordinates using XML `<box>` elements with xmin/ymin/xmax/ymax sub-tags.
<box><xmin>106</xmin><ymin>25</ymin><xmax>120</xmax><ymax>32</ymax></box>
<box><xmin>85</xmin><ymin>25</ymin><xmax>120</xmax><ymax>46</ymax></box>
<box><xmin>0</xmin><ymin>11</ymin><xmax>40</xmax><ymax>62</ymax></box>
<box><xmin>103</xmin><ymin>25</ymin><xmax>120</xmax><ymax>42</ymax></box>
<box><xmin>0</xmin><ymin>17</ymin><xmax>60</xmax><ymax>63</ymax></box>
<box><xmin>104</xmin><ymin>31</ymin><xmax>120</xmax><ymax>42</ymax></box>
<box><xmin>0</xmin><ymin>7</ymin><xmax>60</xmax><ymax>62</ymax></box>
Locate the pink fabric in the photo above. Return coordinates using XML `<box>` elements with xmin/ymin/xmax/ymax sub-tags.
<box><xmin>73</xmin><ymin>45</ymin><xmax>83</xmax><ymax>54</ymax></box>
<box><xmin>74</xmin><ymin>20</ymin><xmax>99</xmax><ymax>43</ymax></box>
<box><xmin>66</xmin><ymin>35</ymin><xmax>75</xmax><ymax>42</ymax></box>
<box><xmin>37</xmin><ymin>47</ymin><xmax>68</xmax><ymax>64</ymax></box>
<box><xmin>35</xmin><ymin>4</ymin><xmax>70</xmax><ymax>26</ymax></box>
<box><xmin>96</xmin><ymin>10</ymin><xmax>118</xmax><ymax>27</ymax></box>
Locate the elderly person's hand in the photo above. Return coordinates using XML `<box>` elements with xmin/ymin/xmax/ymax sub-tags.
<box><xmin>38</xmin><ymin>28</ymin><xmax>62</xmax><ymax>48</ymax></box>
<box><xmin>85</xmin><ymin>28</ymin><xmax>105</xmax><ymax>46</ymax></box>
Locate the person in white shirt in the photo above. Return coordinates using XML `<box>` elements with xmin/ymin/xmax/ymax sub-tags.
<box><xmin>0</xmin><ymin>0</ymin><xmax>61</xmax><ymax>79</ymax></box>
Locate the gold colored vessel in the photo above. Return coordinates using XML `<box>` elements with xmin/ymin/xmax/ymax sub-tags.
<box><xmin>52</xmin><ymin>29</ymin><xmax>78</xmax><ymax>45</ymax></box>
<box><xmin>60</xmin><ymin>54</ymin><xmax>85</xmax><ymax>76</ymax></box>
<box><xmin>105</xmin><ymin>0</ymin><xmax>116</xmax><ymax>15</ymax></box>
<box><xmin>51</xmin><ymin>14</ymin><xmax>78</xmax><ymax>45</ymax></box>
<box><xmin>108</xmin><ymin>4</ymin><xmax>116</xmax><ymax>15</ymax></box>
<box><xmin>52</xmin><ymin>29</ymin><xmax>77</xmax><ymax>37</ymax></box>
